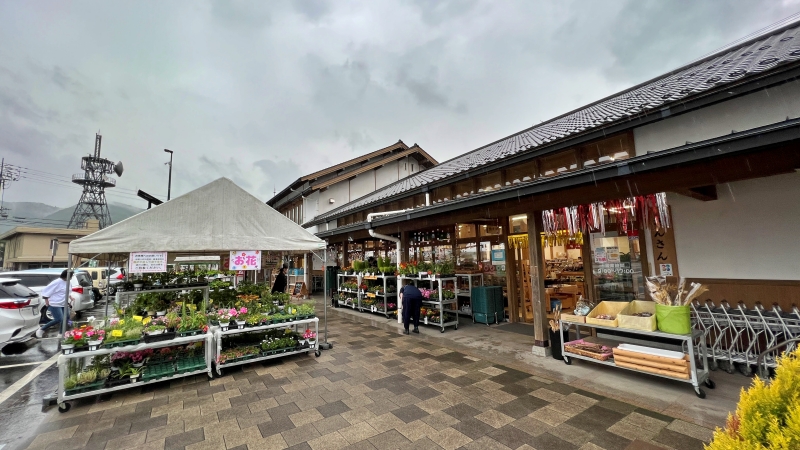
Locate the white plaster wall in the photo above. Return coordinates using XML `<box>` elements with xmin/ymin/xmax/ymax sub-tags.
<box><xmin>670</xmin><ymin>171</ymin><xmax>800</xmax><ymax>280</ymax></box>
<box><xmin>375</xmin><ymin>161</ymin><xmax>400</xmax><ymax>189</ymax></box>
<box><xmin>634</xmin><ymin>80</ymin><xmax>800</xmax><ymax>155</ymax></box>
<box><xmin>304</xmin><ymin>191</ymin><xmax>320</xmax><ymax>222</ymax></box>
<box><xmin>320</xmin><ymin>182</ymin><xmax>350</xmax><ymax>216</ymax></box>
<box><xmin>350</xmin><ymin>171</ymin><xmax>376</xmax><ymax>200</ymax></box>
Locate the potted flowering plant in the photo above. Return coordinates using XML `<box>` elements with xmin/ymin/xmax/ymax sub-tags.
<box><xmin>303</xmin><ymin>329</ymin><xmax>317</xmax><ymax>347</ymax></box>
<box><xmin>86</xmin><ymin>329</ymin><xmax>105</xmax><ymax>351</ymax></box>
<box><xmin>62</xmin><ymin>329</ymin><xmax>89</xmax><ymax>354</ymax></box>
<box><xmin>235</xmin><ymin>307</ymin><xmax>248</xmax><ymax>329</ymax></box>
<box><xmin>218</xmin><ymin>308</ymin><xmax>235</xmax><ymax>331</ymax></box>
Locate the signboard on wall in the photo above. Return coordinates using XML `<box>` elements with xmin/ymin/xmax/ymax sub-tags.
<box><xmin>129</xmin><ymin>252</ymin><xmax>167</xmax><ymax>273</ymax></box>
<box><xmin>651</xmin><ymin>225</ymin><xmax>680</xmax><ymax>278</ymax></box>
<box><xmin>229</xmin><ymin>251</ymin><xmax>261</xmax><ymax>270</ymax></box>
<box><xmin>594</xmin><ymin>248</ymin><xmax>608</xmax><ymax>264</ymax></box>
<box><xmin>491</xmin><ymin>249</ymin><xmax>505</xmax><ymax>263</ymax></box>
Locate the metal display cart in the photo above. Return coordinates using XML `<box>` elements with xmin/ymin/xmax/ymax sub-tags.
<box><xmin>214</xmin><ymin>317</ymin><xmax>320</xmax><ymax>376</ymax></box>
<box><xmin>399</xmin><ymin>275</ymin><xmax>459</xmax><ymax>333</ymax></box>
<box><xmin>114</xmin><ymin>285</ymin><xmax>210</xmax><ymax>311</ymax></box>
<box><xmin>455</xmin><ymin>273</ymin><xmax>483</xmax><ymax>317</ymax></box>
<box><xmin>560</xmin><ymin>320</ymin><xmax>714</xmax><ymax>398</ymax></box>
<box><xmin>337</xmin><ymin>273</ymin><xmax>361</xmax><ymax>310</ymax></box>
<box><xmin>361</xmin><ymin>274</ymin><xmax>397</xmax><ymax>318</ymax></box>
<box><xmin>56</xmin><ymin>332</ymin><xmax>213</xmax><ymax>412</ymax></box>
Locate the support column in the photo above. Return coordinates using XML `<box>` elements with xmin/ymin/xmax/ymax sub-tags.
<box><xmin>400</xmin><ymin>231</ymin><xmax>409</xmax><ymax>264</ymax></box>
<box><xmin>506</xmin><ymin>241</ymin><xmax>519</xmax><ymax>323</ymax></box>
<box><xmin>527</xmin><ymin>211</ymin><xmax>550</xmax><ymax>356</ymax></box>
<box><xmin>342</xmin><ymin>239</ymin><xmax>350</xmax><ymax>268</ymax></box>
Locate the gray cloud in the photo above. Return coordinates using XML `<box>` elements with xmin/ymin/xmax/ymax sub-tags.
<box><xmin>0</xmin><ymin>0</ymin><xmax>797</xmax><ymax>210</ymax></box>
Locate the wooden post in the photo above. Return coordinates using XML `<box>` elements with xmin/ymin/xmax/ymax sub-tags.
<box><xmin>400</xmin><ymin>231</ymin><xmax>408</xmax><ymax>264</ymax></box>
<box><xmin>342</xmin><ymin>239</ymin><xmax>350</xmax><ymax>268</ymax></box>
<box><xmin>506</xmin><ymin>235</ymin><xmax>519</xmax><ymax>323</ymax></box>
<box><xmin>527</xmin><ymin>210</ymin><xmax>550</xmax><ymax>355</ymax></box>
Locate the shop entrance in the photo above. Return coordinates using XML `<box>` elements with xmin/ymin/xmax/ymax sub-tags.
<box><xmin>589</xmin><ymin>229</ymin><xmax>647</xmax><ymax>302</ymax></box>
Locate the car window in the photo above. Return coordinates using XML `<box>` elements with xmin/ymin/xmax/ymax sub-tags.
<box><xmin>0</xmin><ymin>281</ymin><xmax>38</xmax><ymax>298</ymax></box>
<box><xmin>91</xmin><ymin>272</ymin><xmax>98</xmax><ymax>280</ymax></box>
<box><xmin>15</xmin><ymin>275</ymin><xmax>41</xmax><ymax>288</ymax></box>
<box><xmin>75</xmin><ymin>273</ymin><xmax>93</xmax><ymax>287</ymax></box>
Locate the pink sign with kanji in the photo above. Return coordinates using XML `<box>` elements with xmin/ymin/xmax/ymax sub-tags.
<box><xmin>229</xmin><ymin>250</ymin><xmax>261</xmax><ymax>270</ymax></box>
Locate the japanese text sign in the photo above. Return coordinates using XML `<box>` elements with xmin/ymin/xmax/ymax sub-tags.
<box><xmin>129</xmin><ymin>252</ymin><xmax>167</xmax><ymax>273</ymax></box>
<box><xmin>229</xmin><ymin>250</ymin><xmax>261</xmax><ymax>270</ymax></box>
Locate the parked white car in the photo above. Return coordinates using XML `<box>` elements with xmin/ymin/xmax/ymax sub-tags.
<box><xmin>3</xmin><ymin>269</ymin><xmax>95</xmax><ymax>320</ymax></box>
<box><xmin>0</xmin><ymin>278</ymin><xmax>41</xmax><ymax>348</ymax></box>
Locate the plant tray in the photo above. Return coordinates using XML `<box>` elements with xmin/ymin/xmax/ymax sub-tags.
<box><xmin>105</xmin><ymin>376</ymin><xmax>131</xmax><ymax>388</ymax></box>
<box><xmin>102</xmin><ymin>338</ymin><xmax>141</xmax><ymax>348</ymax></box>
<box><xmin>143</xmin><ymin>332</ymin><xmax>177</xmax><ymax>343</ymax></box>
<box><xmin>177</xmin><ymin>329</ymin><xmax>204</xmax><ymax>337</ymax></box>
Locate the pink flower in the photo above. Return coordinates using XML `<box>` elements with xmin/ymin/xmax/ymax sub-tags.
<box><xmin>238</xmin><ymin>307</ymin><xmax>248</xmax><ymax>314</ymax></box>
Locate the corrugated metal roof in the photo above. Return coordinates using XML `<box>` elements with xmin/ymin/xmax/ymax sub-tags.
<box><xmin>312</xmin><ymin>25</ymin><xmax>800</xmax><ymax>224</ymax></box>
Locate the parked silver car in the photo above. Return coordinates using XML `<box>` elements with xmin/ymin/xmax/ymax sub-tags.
<box><xmin>3</xmin><ymin>269</ymin><xmax>95</xmax><ymax>320</ymax></box>
<box><xmin>0</xmin><ymin>278</ymin><xmax>41</xmax><ymax>348</ymax></box>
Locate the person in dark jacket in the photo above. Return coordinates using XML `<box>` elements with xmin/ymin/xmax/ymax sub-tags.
<box><xmin>399</xmin><ymin>280</ymin><xmax>422</xmax><ymax>335</ymax></box>
<box><xmin>271</xmin><ymin>268</ymin><xmax>287</xmax><ymax>293</ymax></box>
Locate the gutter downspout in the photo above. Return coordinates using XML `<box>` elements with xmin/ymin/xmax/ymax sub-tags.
<box><xmin>366</xmin><ymin>210</ymin><xmax>410</xmax><ymax>269</ymax></box>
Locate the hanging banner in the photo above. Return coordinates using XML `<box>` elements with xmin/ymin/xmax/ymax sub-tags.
<box><xmin>229</xmin><ymin>250</ymin><xmax>261</xmax><ymax>270</ymax></box>
<box><xmin>129</xmin><ymin>252</ymin><xmax>168</xmax><ymax>273</ymax></box>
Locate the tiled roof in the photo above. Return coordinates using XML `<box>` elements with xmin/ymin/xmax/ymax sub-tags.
<box><xmin>311</xmin><ymin>24</ymin><xmax>800</xmax><ymax>224</ymax></box>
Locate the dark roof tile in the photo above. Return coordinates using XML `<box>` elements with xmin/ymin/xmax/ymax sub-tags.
<box><xmin>313</xmin><ymin>26</ymin><xmax>800</xmax><ymax>224</ymax></box>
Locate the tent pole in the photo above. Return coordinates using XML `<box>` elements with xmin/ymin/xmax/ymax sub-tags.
<box><xmin>311</xmin><ymin>248</ymin><xmax>332</xmax><ymax>350</ymax></box>
<box><xmin>62</xmin><ymin>255</ymin><xmax>72</xmax><ymax>336</ymax></box>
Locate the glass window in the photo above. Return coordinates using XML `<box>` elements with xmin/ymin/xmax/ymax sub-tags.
<box><xmin>505</xmin><ymin>161</ymin><xmax>537</xmax><ymax>186</ymax></box>
<box><xmin>457</xmin><ymin>224</ymin><xmax>476</xmax><ymax>239</ymax></box>
<box><xmin>508</xmin><ymin>215</ymin><xmax>528</xmax><ymax>234</ymax></box>
<box><xmin>539</xmin><ymin>150</ymin><xmax>579</xmax><ymax>177</ymax></box>
<box><xmin>582</xmin><ymin>133</ymin><xmax>633</xmax><ymax>168</ymax></box>
<box><xmin>478</xmin><ymin>172</ymin><xmax>503</xmax><ymax>193</ymax></box>
<box><xmin>590</xmin><ymin>231</ymin><xmax>645</xmax><ymax>302</ymax></box>
<box><xmin>0</xmin><ymin>281</ymin><xmax>37</xmax><ymax>299</ymax></box>
<box><xmin>457</xmin><ymin>243</ymin><xmax>477</xmax><ymax>267</ymax></box>
<box><xmin>479</xmin><ymin>225</ymin><xmax>502</xmax><ymax>237</ymax></box>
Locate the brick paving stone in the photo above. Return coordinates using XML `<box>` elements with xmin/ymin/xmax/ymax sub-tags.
<box><xmin>24</xmin><ymin>311</ymin><xmax>719</xmax><ymax>450</ymax></box>
<box><xmin>164</xmin><ymin>428</ymin><xmax>204</xmax><ymax>450</ymax></box>
<box><xmin>653</xmin><ymin>428</ymin><xmax>705</xmax><ymax>450</ymax></box>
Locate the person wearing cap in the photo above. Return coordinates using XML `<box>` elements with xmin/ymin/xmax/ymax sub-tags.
<box><xmin>35</xmin><ymin>270</ymin><xmax>69</xmax><ymax>338</ymax></box>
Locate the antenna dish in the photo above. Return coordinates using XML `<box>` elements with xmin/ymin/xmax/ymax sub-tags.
<box><xmin>114</xmin><ymin>161</ymin><xmax>124</xmax><ymax>177</ymax></box>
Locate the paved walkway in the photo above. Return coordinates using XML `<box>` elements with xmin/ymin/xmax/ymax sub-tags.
<box><xmin>21</xmin><ymin>308</ymin><xmax>723</xmax><ymax>450</ymax></box>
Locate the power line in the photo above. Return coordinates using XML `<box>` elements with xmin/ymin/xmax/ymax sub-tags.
<box><xmin>8</xmin><ymin>164</ymin><xmax>166</xmax><ymax>198</ymax></box>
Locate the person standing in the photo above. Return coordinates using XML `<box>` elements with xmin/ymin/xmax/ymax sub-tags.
<box><xmin>35</xmin><ymin>270</ymin><xmax>69</xmax><ymax>338</ymax></box>
<box><xmin>271</xmin><ymin>267</ymin><xmax>288</xmax><ymax>294</ymax></box>
<box><xmin>399</xmin><ymin>280</ymin><xmax>422</xmax><ymax>335</ymax></box>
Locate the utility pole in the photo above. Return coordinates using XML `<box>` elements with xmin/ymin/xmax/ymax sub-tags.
<box><xmin>164</xmin><ymin>149</ymin><xmax>173</xmax><ymax>201</ymax></box>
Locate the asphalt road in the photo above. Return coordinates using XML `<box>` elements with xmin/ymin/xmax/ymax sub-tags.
<box><xmin>0</xmin><ymin>297</ymin><xmax>112</xmax><ymax>450</ymax></box>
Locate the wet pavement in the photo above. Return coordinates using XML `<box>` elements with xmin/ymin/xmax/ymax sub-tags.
<box><xmin>0</xmin><ymin>298</ymin><xmax>111</xmax><ymax>450</ymax></box>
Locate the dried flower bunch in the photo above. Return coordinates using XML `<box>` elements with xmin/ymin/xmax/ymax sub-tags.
<box><xmin>645</xmin><ymin>276</ymin><xmax>708</xmax><ymax>306</ymax></box>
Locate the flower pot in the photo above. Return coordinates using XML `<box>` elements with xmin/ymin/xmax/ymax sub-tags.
<box><xmin>299</xmin><ymin>339</ymin><xmax>307</xmax><ymax>345</ymax></box>
<box><xmin>308</xmin><ymin>339</ymin><xmax>316</xmax><ymax>348</ymax></box>
<box><xmin>424</xmin><ymin>317</ymin><xmax>428</xmax><ymax>325</ymax></box>
<box><xmin>130</xmin><ymin>374</ymin><xmax>140</xmax><ymax>382</ymax></box>
<box><xmin>61</xmin><ymin>343</ymin><xmax>75</xmax><ymax>355</ymax></box>
<box><xmin>132</xmin><ymin>362</ymin><xmax>144</xmax><ymax>368</ymax></box>
<box><xmin>133</xmin><ymin>283</ymin><xmax>143</xmax><ymax>291</ymax></box>
<box><xmin>88</xmin><ymin>340</ymin><xmax>102</xmax><ymax>351</ymax></box>
<box><xmin>220</xmin><ymin>322</ymin><xmax>229</xmax><ymax>331</ymax></box>
<box><xmin>236</xmin><ymin>321</ymin><xmax>246</xmax><ymax>329</ymax></box>
<box><xmin>146</xmin><ymin>310</ymin><xmax>155</xmax><ymax>317</ymax></box>
<box><xmin>156</xmin><ymin>311</ymin><xmax>166</xmax><ymax>317</ymax></box>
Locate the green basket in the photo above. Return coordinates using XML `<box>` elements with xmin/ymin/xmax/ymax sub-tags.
<box><xmin>655</xmin><ymin>304</ymin><xmax>691</xmax><ymax>335</ymax></box>
<box><xmin>102</xmin><ymin>338</ymin><xmax>141</xmax><ymax>348</ymax></box>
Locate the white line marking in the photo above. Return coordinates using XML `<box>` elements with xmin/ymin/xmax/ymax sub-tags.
<box><xmin>0</xmin><ymin>353</ymin><xmax>59</xmax><ymax>405</ymax></box>
<box><xmin>0</xmin><ymin>362</ymin><xmax>43</xmax><ymax>369</ymax></box>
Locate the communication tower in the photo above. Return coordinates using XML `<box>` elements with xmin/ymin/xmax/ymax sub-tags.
<box><xmin>68</xmin><ymin>134</ymin><xmax>124</xmax><ymax>229</ymax></box>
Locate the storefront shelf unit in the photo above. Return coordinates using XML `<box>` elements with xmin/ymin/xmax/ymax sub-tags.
<box><xmin>337</xmin><ymin>273</ymin><xmax>362</xmax><ymax>310</ymax></box>
<box><xmin>559</xmin><ymin>320</ymin><xmax>713</xmax><ymax>398</ymax></box>
<box><xmin>399</xmin><ymin>276</ymin><xmax>459</xmax><ymax>333</ymax></box>
<box><xmin>57</xmin><ymin>333</ymin><xmax>214</xmax><ymax>408</ymax></box>
<box><xmin>213</xmin><ymin>317</ymin><xmax>320</xmax><ymax>376</ymax></box>
<box><xmin>456</xmin><ymin>273</ymin><xmax>483</xmax><ymax>316</ymax></box>
<box><xmin>361</xmin><ymin>274</ymin><xmax>397</xmax><ymax>319</ymax></box>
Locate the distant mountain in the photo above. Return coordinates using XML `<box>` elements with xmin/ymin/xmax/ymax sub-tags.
<box><xmin>43</xmin><ymin>202</ymin><xmax>144</xmax><ymax>225</ymax></box>
<box><xmin>0</xmin><ymin>201</ymin><xmax>143</xmax><ymax>234</ymax></box>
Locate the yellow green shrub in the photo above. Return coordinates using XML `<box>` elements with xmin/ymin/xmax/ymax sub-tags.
<box><xmin>707</xmin><ymin>348</ymin><xmax>800</xmax><ymax>449</ymax></box>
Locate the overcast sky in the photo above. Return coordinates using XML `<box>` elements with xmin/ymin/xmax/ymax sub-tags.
<box><xmin>1</xmin><ymin>1</ymin><xmax>798</xmax><ymax>209</ymax></box>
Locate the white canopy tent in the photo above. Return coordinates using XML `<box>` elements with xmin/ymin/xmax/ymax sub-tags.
<box><xmin>66</xmin><ymin>177</ymin><xmax>331</xmax><ymax>347</ymax></box>
<box><xmin>69</xmin><ymin>177</ymin><xmax>325</xmax><ymax>257</ymax></box>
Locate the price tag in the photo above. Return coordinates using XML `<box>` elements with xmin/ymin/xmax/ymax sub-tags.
<box><xmin>142</xmin><ymin>317</ymin><xmax>151</xmax><ymax>325</ymax></box>
<box><xmin>133</xmin><ymin>315</ymin><xmax>143</xmax><ymax>322</ymax></box>
<box><xmin>119</xmin><ymin>319</ymin><xmax>125</xmax><ymax>325</ymax></box>
<box><xmin>111</xmin><ymin>330</ymin><xmax>123</xmax><ymax>337</ymax></box>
